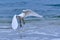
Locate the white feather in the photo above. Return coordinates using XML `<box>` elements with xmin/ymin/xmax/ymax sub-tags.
<box><xmin>12</xmin><ymin>15</ymin><xmax>18</xmax><ymax>30</ymax></box>
<box><xmin>18</xmin><ymin>9</ymin><xmax>43</xmax><ymax>18</ymax></box>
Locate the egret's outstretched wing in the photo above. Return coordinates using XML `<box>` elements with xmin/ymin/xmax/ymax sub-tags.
<box><xmin>12</xmin><ymin>15</ymin><xmax>18</xmax><ymax>30</ymax></box>
<box><xmin>25</xmin><ymin>10</ymin><xmax>43</xmax><ymax>18</ymax></box>
<box><xmin>18</xmin><ymin>9</ymin><xmax>43</xmax><ymax>18</ymax></box>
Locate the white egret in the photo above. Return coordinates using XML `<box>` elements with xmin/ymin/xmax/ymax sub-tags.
<box><xmin>12</xmin><ymin>9</ymin><xmax>43</xmax><ymax>30</ymax></box>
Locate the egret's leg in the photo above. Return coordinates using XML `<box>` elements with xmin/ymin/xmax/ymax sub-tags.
<box><xmin>19</xmin><ymin>17</ymin><xmax>22</xmax><ymax>27</ymax></box>
<box><xmin>22</xmin><ymin>18</ymin><xmax>25</xmax><ymax>24</ymax></box>
<box><xmin>16</xmin><ymin>16</ymin><xmax>22</xmax><ymax>27</ymax></box>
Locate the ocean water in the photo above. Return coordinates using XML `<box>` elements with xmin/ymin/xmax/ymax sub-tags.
<box><xmin>0</xmin><ymin>0</ymin><xmax>60</xmax><ymax>40</ymax></box>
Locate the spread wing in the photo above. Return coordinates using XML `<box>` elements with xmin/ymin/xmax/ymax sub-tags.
<box><xmin>12</xmin><ymin>15</ymin><xmax>18</xmax><ymax>30</ymax></box>
<box><xmin>25</xmin><ymin>10</ymin><xmax>43</xmax><ymax>18</ymax></box>
<box><xmin>18</xmin><ymin>10</ymin><xmax>43</xmax><ymax>18</ymax></box>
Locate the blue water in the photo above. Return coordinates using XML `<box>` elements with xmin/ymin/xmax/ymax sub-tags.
<box><xmin>0</xmin><ymin>0</ymin><xmax>60</xmax><ymax>40</ymax></box>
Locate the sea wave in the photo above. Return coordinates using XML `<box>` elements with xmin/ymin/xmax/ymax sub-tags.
<box><xmin>44</xmin><ymin>4</ymin><xmax>60</xmax><ymax>6</ymax></box>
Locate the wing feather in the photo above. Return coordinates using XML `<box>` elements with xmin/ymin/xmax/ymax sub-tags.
<box><xmin>25</xmin><ymin>10</ymin><xmax>43</xmax><ymax>18</ymax></box>
<box><xmin>12</xmin><ymin>15</ymin><xmax>18</xmax><ymax>30</ymax></box>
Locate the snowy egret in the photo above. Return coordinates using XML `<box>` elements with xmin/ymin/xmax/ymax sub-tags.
<box><xmin>12</xmin><ymin>9</ymin><xmax>43</xmax><ymax>30</ymax></box>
